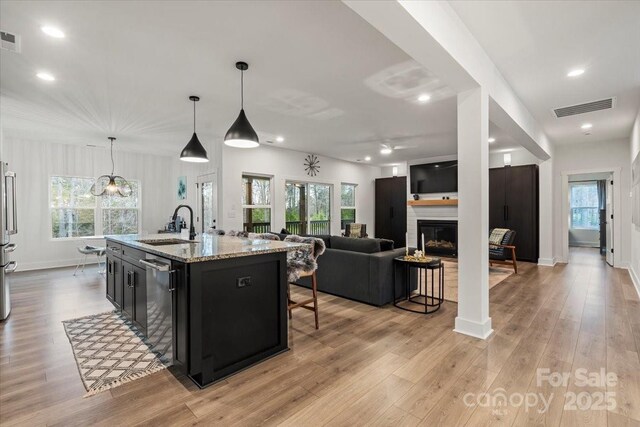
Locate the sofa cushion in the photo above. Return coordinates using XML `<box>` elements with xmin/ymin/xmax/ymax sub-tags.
<box><xmin>330</xmin><ymin>236</ymin><xmax>381</xmax><ymax>254</ymax></box>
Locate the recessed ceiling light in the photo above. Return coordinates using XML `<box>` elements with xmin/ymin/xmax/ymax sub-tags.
<box><xmin>36</xmin><ymin>72</ymin><xmax>55</xmax><ymax>81</ymax></box>
<box><xmin>488</xmin><ymin>137</ymin><xmax>496</xmax><ymax>143</ymax></box>
<box><xmin>275</xmin><ymin>136</ymin><xmax>284</xmax><ymax>143</ymax></box>
<box><xmin>380</xmin><ymin>147</ymin><xmax>392</xmax><ymax>155</ymax></box>
<box><xmin>581</xmin><ymin>123</ymin><xmax>592</xmax><ymax>130</ymax></box>
<box><xmin>418</xmin><ymin>94</ymin><xmax>431</xmax><ymax>103</ymax></box>
<box><xmin>41</xmin><ymin>26</ymin><xmax>65</xmax><ymax>38</ymax></box>
<box><xmin>364</xmin><ymin>156</ymin><xmax>371</xmax><ymax>161</ymax></box>
<box><xmin>567</xmin><ymin>69</ymin><xmax>585</xmax><ymax>77</ymax></box>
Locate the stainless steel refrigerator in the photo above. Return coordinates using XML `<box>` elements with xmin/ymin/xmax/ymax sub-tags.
<box><xmin>0</xmin><ymin>161</ymin><xmax>17</xmax><ymax>320</ymax></box>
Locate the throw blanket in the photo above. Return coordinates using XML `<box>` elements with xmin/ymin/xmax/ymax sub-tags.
<box><xmin>349</xmin><ymin>223</ymin><xmax>362</xmax><ymax>238</ymax></box>
<box><xmin>489</xmin><ymin>228</ymin><xmax>509</xmax><ymax>248</ymax></box>
<box><xmin>284</xmin><ymin>235</ymin><xmax>326</xmax><ymax>282</ymax></box>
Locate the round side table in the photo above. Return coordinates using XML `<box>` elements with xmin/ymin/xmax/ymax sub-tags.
<box><xmin>393</xmin><ymin>256</ymin><xmax>445</xmax><ymax>314</ymax></box>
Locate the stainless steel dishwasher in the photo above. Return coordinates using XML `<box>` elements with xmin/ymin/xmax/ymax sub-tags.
<box><xmin>139</xmin><ymin>255</ymin><xmax>174</xmax><ymax>366</ymax></box>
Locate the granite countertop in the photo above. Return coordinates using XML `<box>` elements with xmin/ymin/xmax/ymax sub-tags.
<box><xmin>106</xmin><ymin>233</ymin><xmax>307</xmax><ymax>263</ymax></box>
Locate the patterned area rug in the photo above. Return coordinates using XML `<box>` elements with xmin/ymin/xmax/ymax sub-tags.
<box><xmin>62</xmin><ymin>311</ymin><xmax>166</xmax><ymax>397</ymax></box>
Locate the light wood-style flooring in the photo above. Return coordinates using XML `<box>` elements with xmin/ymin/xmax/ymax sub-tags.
<box><xmin>1</xmin><ymin>248</ymin><xmax>639</xmax><ymax>426</ymax></box>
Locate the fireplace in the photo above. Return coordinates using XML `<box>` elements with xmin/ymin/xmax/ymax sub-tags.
<box><xmin>417</xmin><ymin>220</ymin><xmax>458</xmax><ymax>257</ymax></box>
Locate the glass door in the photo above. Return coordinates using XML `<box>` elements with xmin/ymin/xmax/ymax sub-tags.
<box><xmin>285</xmin><ymin>181</ymin><xmax>331</xmax><ymax>235</ymax></box>
<box><xmin>197</xmin><ymin>173</ymin><xmax>217</xmax><ymax>233</ymax></box>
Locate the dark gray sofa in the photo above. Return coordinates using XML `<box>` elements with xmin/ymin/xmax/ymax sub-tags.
<box><xmin>272</xmin><ymin>233</ymin><xmax>406</xmax><ymax>306</ymax></box>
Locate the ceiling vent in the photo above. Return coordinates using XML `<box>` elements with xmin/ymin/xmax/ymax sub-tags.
<box><xmin>553</xmin><ymin>97</ymin><xmax>616</xmax><ymax>118</ymax></box>
<box><xmin>0</xmin><ymin>31</ymin><xmax>20</xmax><ymax>53</ymax></box>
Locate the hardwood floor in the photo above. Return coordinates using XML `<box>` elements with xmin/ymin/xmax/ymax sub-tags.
<box><xmin>1</xmin><ymin>248</ymin><xmax>638</xmax><ymax>426</ymax></box>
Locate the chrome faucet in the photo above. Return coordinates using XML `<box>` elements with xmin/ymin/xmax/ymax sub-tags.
<box><xmin>172</xmin><ymin>205</ymin><xmax>196</xmax><ymax>240</ymax></box>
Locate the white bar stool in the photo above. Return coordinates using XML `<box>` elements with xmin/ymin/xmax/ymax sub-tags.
<box><xmin>73</xmin><ymin>245</ymin><xmax>106</xmax><ymax>276</ymax></box>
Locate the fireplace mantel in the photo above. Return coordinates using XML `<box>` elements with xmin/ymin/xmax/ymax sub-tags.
<box><xmin>408</xmin><ymin>199</ymin><xmax>458</xmax><ymax>206</ymax></box>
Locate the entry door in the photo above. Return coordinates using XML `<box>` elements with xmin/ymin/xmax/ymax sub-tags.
<box><xmin>605</xmin><ymin>175</ymin><xmax>614</xmax><ymax>266</ymax></box>
<box><xmin>197</xmin><ymin>173</ymin><xmax>218</xmax><ymax>233</ymax></box>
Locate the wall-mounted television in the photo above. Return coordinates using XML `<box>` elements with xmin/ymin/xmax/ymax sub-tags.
<box><xmin>410</xmin><ymin>161</ymin><xmax>458</xmax><ymax>194</ymax></box>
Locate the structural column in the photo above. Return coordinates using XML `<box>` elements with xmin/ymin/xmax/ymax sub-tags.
<box><xmin>455</xmin><ymin>86</ymin><xmax>492</xmax><ymax>339</ymax></box>
<box><xmin>538</xmin><ymin>158</ymin><xmax>555</xmax><ymax>266</ymax></box>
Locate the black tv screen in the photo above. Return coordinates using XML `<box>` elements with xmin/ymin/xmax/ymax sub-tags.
<box><xmin>410</xmin><ymin>161</ymin><xmax>458</xmax><ymax>193</ymax></box>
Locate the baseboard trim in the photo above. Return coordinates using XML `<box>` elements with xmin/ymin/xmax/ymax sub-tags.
<box><xmin>17</xmin><ymin>259</ymin><xmax>100</xmax><ymax>272</ymax></box>
<box><xmin>629</xmin><ymin>266</ymin><xmax>640</xmax><ymax>299</ymax></box>
<box><xmin>454</xmin><ymin>316</ymin><xmax>493</xmax><ymax>340</ymax></box>
<box><xmin>537</xmin><ymin>257</ymin><xmax>556</xmax><ymax>267</ymax></box>
<box><xmin>568</xmin><ymin>243</ymin><xmax>600</xmax><ymax>248</ymax></box>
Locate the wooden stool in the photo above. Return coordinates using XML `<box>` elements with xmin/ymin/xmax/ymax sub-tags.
<box><xmin>287</xmin><ymin>270</ymin><xmax>319</xmax><ymax>329</ymax></box>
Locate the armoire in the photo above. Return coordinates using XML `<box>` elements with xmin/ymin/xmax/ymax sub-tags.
<box><xmin>374</xmin><ymin>177</ymin><xmax>407</xmax><ymax>248</ymax></box>
<box><xmin>489</xmin><ymin>164</ymin><xmax>539</xmax><ymax>262</ymax></box>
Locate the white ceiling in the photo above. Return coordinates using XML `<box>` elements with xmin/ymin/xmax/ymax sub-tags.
<box><xmin>0</xmin><ymin>0</ymin><xmax>462</xmax><ymax>165</ymax></box>
<box><xmin>4</xmin><ymin>2</ymin><xmax>633</xmax><ymax>165</ymax></box>
<box><xmin>450</xmin><ymin>0</ymin><xmax>640</xmax><ymax>145</ymax></box>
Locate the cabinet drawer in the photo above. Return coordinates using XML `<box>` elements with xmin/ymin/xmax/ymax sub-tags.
<box><xmin>121</xmin><ymin>245</ymin><xmax>146</xmax><ymax>266</ymax></box>
<box><xmin>106</xmin><ymin>242</ymin><xmax>122</xmax><ymax>258</ymax></box>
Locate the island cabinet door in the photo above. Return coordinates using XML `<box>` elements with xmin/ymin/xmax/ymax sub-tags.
<box><xmin>132</xmin><ymin>264</ymin><xmax>147</xmax><ymax>333</ymax></box>
<box><xmin>187</xmin><ymin>252</ymin><xmax>288</xmax><ymax>386</ymax></box>
<box><xmin>122</xmin><ymin>261</ymin><xmax>135</xmax><ymax>322</ymax></box>
<box><xmin>106</xmin><ymin>258</ymin><xmax>115</xmax><ymax>304</ymax></box>
<box><xmin>112</xmin><ymin>257</ymin><xmax>123</xmax><ymax>310</ymax></box>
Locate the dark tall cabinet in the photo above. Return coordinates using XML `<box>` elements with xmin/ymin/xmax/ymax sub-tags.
<box><xmin>489</xmin><ymin>165</ymin><xmax>539</xmax><ymax>262</ymax></box>
<box><xmin>375</xmin><ymin>177</ymin><xmax>407</xmax><ymax>248</ymax></box>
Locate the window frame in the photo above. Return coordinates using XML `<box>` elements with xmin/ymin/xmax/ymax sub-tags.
<box><xmin>241</xmin><ymin>173</ymin><xmax>274</xmax><ymax>233</ymax></box>
<box><xmin>569</xmin><ymin>181</ymin><xmax>600</xmax><ymax>231</ymax></box>
<box><xmin>340</xmin><ymin>183</ymin><xmax>357</xmax><ymax>229</ymax></box>
<box><xmin>285</xmin><ymin>180</ymin><xmax>333</xmax><ymax>235</ymax></box>
<box><xmin>49</xmin><ymin>174</ymin><xmax>142</xmax><ymax>241</ymax></box>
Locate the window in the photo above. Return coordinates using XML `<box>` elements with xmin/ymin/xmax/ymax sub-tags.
<box><xmin>285</xmin><ymin>181</ymin><xmax>331</xmax><ymax>235</ymax></box>
<box><xmin>340</xmin><ymin>183</ymin><xmax>356</xmax><ymax>230</ymax></box>
<box><xmin>101</xmin><ymin>181</ymin><xmax>140</xmax><ymax>235</ymax></box>
<box><xmin>50</xmin><ymin>176</ymin><xmax>96</xmax><ymax>238</ymax></box>
<box><xmin>50</xmin><ymin>176</ymin><xmax>141</xmax><ymax>238</ymax></box>
<box><xmin>242</xmin><ymin>175</ymin><xmax>272</xmax><ymax>233</ymax></box>
<box><xmin>570</xmin><ymin>182</ymin><xmax>599</xmax><ymax>230</ymax></box>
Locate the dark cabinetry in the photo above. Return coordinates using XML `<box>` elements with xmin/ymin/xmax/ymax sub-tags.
<box><xmin>375</xmin><ymin>177</ymin><xmax>407</xmax><ymax>248</ymax></box>
<box><xmin>178</xmin><ymin>252</ymin><xmax>288</xmax><ymax>387</ymax></box>
<box><xmin>122</xmin><ymin>261</ymin><xmax>146</xmax><ymax>332</ymax></box>
<box><xmin>106</xmin><ymin>242</ymin><xmax>147</xmax><ymax>333</ymax></box>
<box><xmin>489</xmin><ymin>165</ymin><xmax>539</xmax><ymax>262</ymax></box>
<box><xmin>106</xmin><ymin>257</ymin><xmax>122</xmax><ymax>309</ymax></box>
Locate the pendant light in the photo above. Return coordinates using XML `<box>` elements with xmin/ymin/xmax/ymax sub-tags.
<box><xmin>180</xmin><ymin>95</ymin><xmax>209</xmax><ymax>162</ymax></box>
<box><xmin>224</xmin><ymin>61</ymin><xmax>259</xmax><ymax>148</ymax></box>
<box><xmin>90</xmin><ymin>137</ymin><xmax>133</xmax><ymax>197</ymax></box>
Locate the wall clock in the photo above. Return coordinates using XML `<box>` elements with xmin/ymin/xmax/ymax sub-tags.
<box><xmin>304</xmin><ymin>154</ymin><xmax>320</xmax><ymax>177</ymax></box>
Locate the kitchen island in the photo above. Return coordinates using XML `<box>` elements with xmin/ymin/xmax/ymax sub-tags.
<box><xmin>104</xmin><ymin>233</ymin><xmax>305</xmax><ymax>388</ymax></box>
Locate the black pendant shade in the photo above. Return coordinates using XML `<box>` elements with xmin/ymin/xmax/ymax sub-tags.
<box><xmin>90</xmin><ymin>137</ymin><xmax>133</xmax><ymax>197</ymax></box>
<box><xmin>224</xmin><ymin>61</ymin><xmax>259</xmax><ymax>148</ymax></box>
<box><xmin>180</xmin><ymin>96</ymin><xmax>209</xmax><ymax>162</ymax></box>
<box><xmin>224</xmin><ymin>108</ymin><xmax>259</xmax><ymax>148</ymax></box>
<box><xmin>181</xmin><ymin>132</ymin><xmax>209</xmax><ymax>163</ymax></box>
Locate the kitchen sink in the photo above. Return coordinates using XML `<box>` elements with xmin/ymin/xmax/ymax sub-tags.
<box><xmin>136</xmin><ymin>238</ymin><xmax>196</xmax><ymax>246</ymax></box>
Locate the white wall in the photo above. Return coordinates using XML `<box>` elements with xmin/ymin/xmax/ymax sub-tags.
<box><xmin>405</xmin><ymin>155</ymin><xmax>458</xmax><ymax>248</ymax></box>
<box><xmin>220</xmin><ymin>145</ymin><xmax>381</xmax><ymax>235</ymax></box>
<box><xmin>630</xmin><ymin>111</ymin><xmax>640</xmax><ymax>292</ymax></box>
<box><xmin>3</xmin><ymin>139</ymin><xmax>175</xmax><ymax>270</ymax></box>
<box><xmin>167</xmin><ymin>140</ymin><xmax>222</xmax><ymax>233</ymax></box>
<box><xmin>552</xmin><ymin>138</ymin><xmax>632</xmax><ymax>267</ymax></box>
<box><xmin>488</xmin><ymin>147</ymin><xmax>540</xmax><ymax>168</ymax></box>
